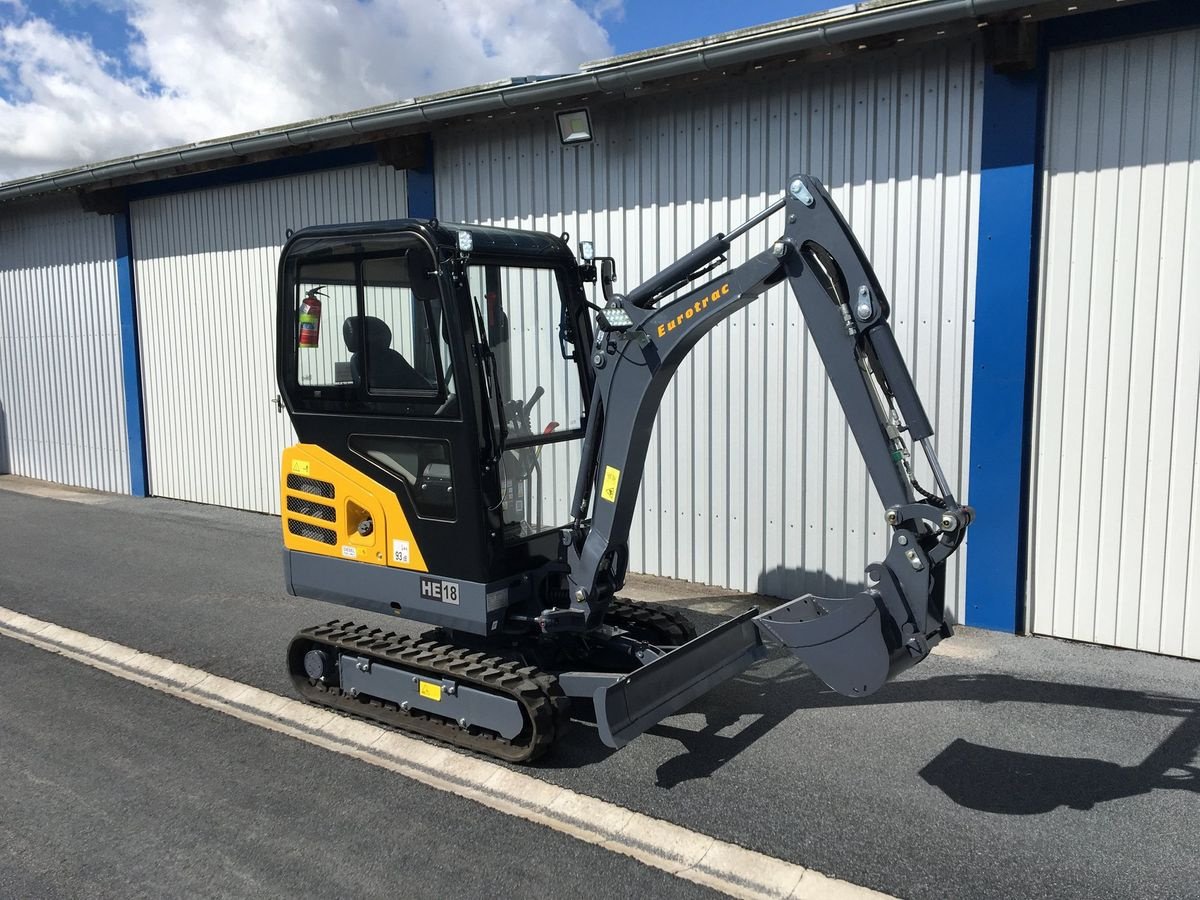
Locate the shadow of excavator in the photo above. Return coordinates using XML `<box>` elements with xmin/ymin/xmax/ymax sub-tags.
<box><xmin>538</xmin><ymin>567</ymin><xmax>1200</xmax><ymax>812</ymax></box>
<box><xmin>913</xmin><ymin>676</ymin><xmax>1200</xmax><ymax>814</ymax></box>
<box><xmin>620</xmin><ymin>646</ymin><xmax>1200</xmax><ymax>810</ymax></box>
<box><xmin>919</xmin><ymin>733</ymin><xmax>1200</xmax><ymax>815</ymax></box>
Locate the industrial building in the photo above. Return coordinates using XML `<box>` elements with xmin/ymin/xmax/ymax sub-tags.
<box><xmin>1</xmin><ymin>0</ymin><xmax>1196</xmax><ymax>659</ymax></box>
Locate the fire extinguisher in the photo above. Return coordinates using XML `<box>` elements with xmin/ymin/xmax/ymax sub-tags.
<box><xmin>298</xmin><ymin>287</ymin><xmax>326</xmax><ymax>348</ymax></box>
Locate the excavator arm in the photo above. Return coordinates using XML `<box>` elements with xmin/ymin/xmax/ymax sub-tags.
<box><xmin>564</xmin><ymin>175</ymin><xmax>972</xmax><ymax>730</ymax></box>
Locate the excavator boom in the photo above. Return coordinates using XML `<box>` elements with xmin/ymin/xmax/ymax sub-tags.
<box><xmin>562</xmin><ymin>175</ymin><xmax>971</xmax><ymax>740</ymax></box>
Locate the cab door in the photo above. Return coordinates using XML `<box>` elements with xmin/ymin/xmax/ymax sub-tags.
<box><xmin>278</xmin><ymin>228</ymin><xmax>492</xmax><ymax>583</ymax></box>
<box><xmin>465</xmin><ymin>258</ymin><xmax>591</xmax><ymax>564</ymax></box>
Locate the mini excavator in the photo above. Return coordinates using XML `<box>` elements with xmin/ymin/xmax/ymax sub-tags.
<box><xmin>275</xmin><ymin>174</ymin><xmax>972</xmax><ymax>762</ymax></box>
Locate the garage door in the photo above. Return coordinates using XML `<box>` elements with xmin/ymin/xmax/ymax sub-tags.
<box><xmin>132</xmin><ymin>164</ymin><xmax>408</xmax><ymax>513</ymax></box>
<box><xmin>1028</xmin><ymin>30</ymin><xmax>1200</xmax><ymax>658</ymax></box>
<box><xmin>0</xmin><ymin>196</ymin><xmax>129</xmax><ymax>492</ymax></box>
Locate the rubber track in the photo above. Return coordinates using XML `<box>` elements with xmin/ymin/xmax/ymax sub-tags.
<box><xmin>606</xmin><ymin>598</ymin><xmax>698</xmax><ymax>646</ymax></box>
<box><xmin>288</xmin><ymin>620</ymin><xmax>570</xmax><ymax>763</ymax></box>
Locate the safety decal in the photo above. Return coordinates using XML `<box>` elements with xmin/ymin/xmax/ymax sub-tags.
<box><xmin>486</xmin><ymin>588</ymin><xmax>509</xmax><ymax>611</ymax></box>
<box><xmin>392</xmin><ymin>539</ymin><xmax>411</xmax><ymax>565</ymax></box>
<box><xmin>290</xmin><ymin>459</ymin><xmax>311</xmax><ymax>476</ymax></box>
<box><xmin>418</xmin><ymin>681</ymin><xmax>442</xmax><ymax>702</ymax></box>
<box><xmin>601</xmin><ymin>466</ymin><xmax>621</xmax><ymax>503</ymax></box>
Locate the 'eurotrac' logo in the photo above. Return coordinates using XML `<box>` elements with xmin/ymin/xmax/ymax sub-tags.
<box><xmin>655</xmin><ymin>282</ymin><xmax>730</xmax><ymax>338</ymax></box>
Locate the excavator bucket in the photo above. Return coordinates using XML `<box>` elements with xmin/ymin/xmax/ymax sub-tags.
<box><xmin>756</xmin><ymin>590</ymin><xmax>949</xmax><ymax>697</ymax></box>
<box><xmin>757</xmin><ymin>594</ymin><xmax>895</xmax><ymax>696</ymax></box>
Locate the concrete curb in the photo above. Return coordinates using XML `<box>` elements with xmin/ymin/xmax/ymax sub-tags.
<box><xmin>0</xmin><ymin>605</ymin><xmax>894</xmax><ymax>900</ymax></box>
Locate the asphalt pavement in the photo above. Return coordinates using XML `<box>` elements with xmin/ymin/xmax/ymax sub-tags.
<box><xmin>0</xmin><ymin>636</ymin><xmax>715</xmax><ymax>900</ymax></box>
<box><xmin>1</xmin><ymin>480</ymin><xmax>1198</xmax><ymax>899</ymax></box>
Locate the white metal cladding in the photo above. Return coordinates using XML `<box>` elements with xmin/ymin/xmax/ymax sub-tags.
<box><xmin>436</xmin><ymin>43</ymin><xmax>982</xmax><ymax>614</ymax></box>
<box><xmin>0</xmin><ymin>196</ymin><xmax>130</xmax><ymax>492</ymax></box>
<box><xmin>1029</xmin><ymin>30</ymin><xmax>1200</xmax><ymax>660</ymax></box>
<box><xmin>131</xmin><ymin>164</ymin><xmax>407</xmax><ymax>514</ymax></box>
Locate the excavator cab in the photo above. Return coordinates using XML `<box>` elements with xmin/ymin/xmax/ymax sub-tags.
<box><xmin>275</xmin><ymin>176</ymin><xmax>972</xmax><ymax>762</ymax></box>
<box><xmin>277</xmin><ymin>223</ymin><xmax>596</xmax><ymax>598</ymax></box>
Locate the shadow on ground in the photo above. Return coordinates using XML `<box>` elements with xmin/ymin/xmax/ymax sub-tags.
<box><xmin>651</xmin><ymin>663</ymin><xmax>1200</xmax><ymax>812</ymax></box>
<box><xmin>550</xmin><ymin>576</ymin><xmax>1200</xmax><ymax>816</ymax></box>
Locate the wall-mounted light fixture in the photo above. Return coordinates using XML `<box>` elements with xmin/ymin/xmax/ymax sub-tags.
<box><xmin>556</xmin><ymin>109</ymin><xmax>593</xmax><ymax>145</ymax></box>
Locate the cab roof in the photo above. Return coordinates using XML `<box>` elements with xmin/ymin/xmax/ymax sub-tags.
<box><xmin>284</xmin><ymin>218</ymin><xmax>577</xmax><ymax>265</ymax></box>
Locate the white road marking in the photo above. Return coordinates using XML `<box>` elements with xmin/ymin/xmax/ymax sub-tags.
<box><xmin>0</xmin><ymin>605</ymin><xmax>894</xmax><ymax>900</ymax></box>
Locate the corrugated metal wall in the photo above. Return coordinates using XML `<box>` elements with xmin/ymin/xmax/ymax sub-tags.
<box><xmin>437</xmin><ymin>43</ymin><xmax>983</xmax><ymax>614</ymax></box>
<box><xmin>131</xmin><ymin>164</ymin><xmax>407</xmax><ymax>513</ymax></box>
<box><xmin>0</xmin><ymin>196</ymin><xmax>130</xmax><ymax>492</ymax></box>
<box><xmin>1029</xmin><ymin>30</ymin><xmax>1200</xmax><ymax>660</ymax></box>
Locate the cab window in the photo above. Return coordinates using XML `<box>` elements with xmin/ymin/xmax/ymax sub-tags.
<box><xmin>289</xmin><ymin>240</ymin><xmax>456</xmax><ymax>417</ymax></box>
<box><xmin>296</xmin><ymin>261</ymin><xmax>355</xmax><ymax>389</ymax></box>
<box><xmin>360</xmin><ymin>257</ymin><xmax>452</xmax><ymax>397</ymax></box>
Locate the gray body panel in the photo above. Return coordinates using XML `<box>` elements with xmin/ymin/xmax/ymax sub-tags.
<box><xmin>338</xmin><ymin>653</ymin><xmax>525</xmax><ymax>739</ymax></box>
<box><xmin>283</xmin><ymin>550</ymin><xmax>520</xmax><ymax>636</ymax></box>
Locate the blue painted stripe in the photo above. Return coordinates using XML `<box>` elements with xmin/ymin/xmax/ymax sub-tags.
<box><xmin>963</xmin><ymin>66</ymin><xmax>1043</xmax><ymax>633</ymax></box>
<box><xmin>124</xmin><ymin>144</ymin><xmax>379</xmax><ymax>202</ymax></box>
<box><xmin>113</xmin><ymin>211</ymin><xmax>148</xmax><ymax>497</ymax></box>
<box><xmin>405</xmin><ymin>137</ymin><xmax>436</xmax><ymax>218</ymax></box>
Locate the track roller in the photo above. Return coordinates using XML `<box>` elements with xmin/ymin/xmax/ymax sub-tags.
<box><xmin>288</xmin><ymin>620</ymin><xmax>571</xmax><ymax>763</ymax></box>
<box><xmin>605</xmin><ymin>597</ymin><xmax>697</xmax><ymax>646</ymax></box>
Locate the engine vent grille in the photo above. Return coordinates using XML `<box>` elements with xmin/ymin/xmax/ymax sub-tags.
<box><xmin>287</xmin><ymin>518</ymin><xmax>336</xmax><ymax>545</ymax></box>
<box><xmin>286</xmin><ymin>495</ymin><xmax>336</xmax><ymax>522</ymax></box>
<box><xmin>287</xmin><ymin>473</ymin><xmax>335</xmax><ymax>498</ymax></box>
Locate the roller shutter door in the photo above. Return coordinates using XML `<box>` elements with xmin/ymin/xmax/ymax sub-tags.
<box><xmin>1029</xmin><ymin>30</ymin><xmax>1200</xmax><ymax>658</ymax></box>
<box><xmin>131</xmin><ymin>164</ymin><xmax>408</xmax><ymax>513</ymax></box>
<box><xmin>0</xmin><ymin>196</ymin><xmax>129</xmax><ymax>492</ymax></box>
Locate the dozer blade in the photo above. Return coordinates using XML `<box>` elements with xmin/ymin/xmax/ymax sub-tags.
<box><xmin>756</xmin><ymin>592</ymin><xmax>947</xmax><ymax>697</ymax></box>
<box><xmin>594</xmin><ymin>609</ymin><xmax>766</xmax><ymax>749</ymax></box>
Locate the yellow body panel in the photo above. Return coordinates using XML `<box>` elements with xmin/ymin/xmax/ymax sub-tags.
<box><xmin>281</xmin><ymin>444</ymin><xmax>428</xmax><ymax>572</ymax></box>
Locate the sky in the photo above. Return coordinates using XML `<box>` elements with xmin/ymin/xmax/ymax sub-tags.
<box><xmin>0</xmin><ymin>0</ymin><xmax>834</xmax><ymax>183</ymax></box>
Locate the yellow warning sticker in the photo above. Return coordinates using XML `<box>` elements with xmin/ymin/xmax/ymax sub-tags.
<box><xmin>290</xmin><ymin>459</ymin><xmax>311</xmax><ymax>476</ymax></box>
<box><xmin>418</xmin><ymin>681</ymin><xmax>443</xmax><ymax>702</ymax></box>
<box><xmin>601</xmin><ymin>466</ymin><xmax>621</xmax><ymax>503</ymax></box>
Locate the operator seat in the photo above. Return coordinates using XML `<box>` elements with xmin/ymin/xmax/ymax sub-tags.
<box><xmin>342</xmin><ymin>316</ymin><xmax>432</xmax><ymax>392</ymax></box>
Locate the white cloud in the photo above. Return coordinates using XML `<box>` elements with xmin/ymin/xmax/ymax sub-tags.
<box><xmin>0</xmin><ymin>0</ymin><xmax>619</xmax><ymax>182</ymax></box>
